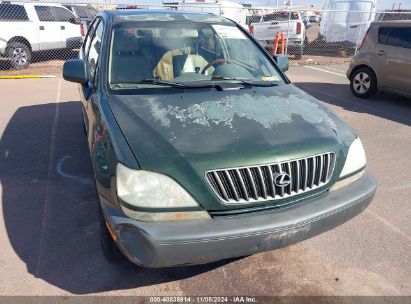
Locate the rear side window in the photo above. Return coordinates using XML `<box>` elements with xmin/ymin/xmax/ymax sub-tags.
<box><xmin>386</xmin><ymin>27</ymin><xmax>411</xmax><ymax>49</ymax></box>
<box><xmin>378</xmin><ymin>27</ymin><xmax>391</xmax><ymax>44</ymax></box>
<box><xmin>0</xmin><ymin>4</ymin><xmax>29</xmax><ymax>21</ymax></box>
<box><xmin>35</xmin><ymin>6</ymin><xmax>54</xmax><ymax>22</ymax></box>
<box><xmin>51</xmin><ymin>7</ymin><xmax>75</xmax><ymax>22</ymax></box>
<box><xmin>35</xmin><ymin>6</ymin><xmax>75</xmax><ymax>22</ymax></box>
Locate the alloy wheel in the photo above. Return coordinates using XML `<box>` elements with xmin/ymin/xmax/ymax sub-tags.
<box><xmin>11</xmin><ymin>47</ymin><xmax>28</xmax><ymax>67</ymax></box>
<box><xmin>353</xmin><ymin>72</ymin><xmax>371</xmax><ymax>94</ymax></box>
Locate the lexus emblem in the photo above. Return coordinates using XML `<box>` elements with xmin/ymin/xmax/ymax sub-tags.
<box><xmin>273</xmin><ymin>172</ymin><xmax>291</xmax><ymax>187</ymax></box>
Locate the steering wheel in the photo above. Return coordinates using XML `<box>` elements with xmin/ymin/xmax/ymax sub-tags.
<box><xmin>201</xmin><ymin>58</ymin><xmax>231</xmax><ymax>75</ymax></box>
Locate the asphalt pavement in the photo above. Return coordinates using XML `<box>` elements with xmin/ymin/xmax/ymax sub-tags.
<box><xmin>0</xmin><ymin>64</ymin><xmax>410</xmax><ymax>296</ymax></box>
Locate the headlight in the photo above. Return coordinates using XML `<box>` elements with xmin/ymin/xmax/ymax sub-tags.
<box><xmin>339</xmin><ymin>138</ymin><xmax>366</xmax><ymax>178</ymax></box>
<box><xmin>116</xmin><ymin>163</ymin><xmax>210</xmax><ymax>221</ymax></box>
<box><xmin>331</xmin><ymin>138</ymin><xmax>366</xmax><ymax>191</ymax></box>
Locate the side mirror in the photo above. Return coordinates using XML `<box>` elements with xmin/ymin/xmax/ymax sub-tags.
<box><xmin>274</xmin><ymin>55</ymin><xmax>289</xmax><ymax>73</ymax></box>
<box><xmin>63</xmin><ymin>59</ymin><xmax>88</xmax><ymax>84</ymax></box>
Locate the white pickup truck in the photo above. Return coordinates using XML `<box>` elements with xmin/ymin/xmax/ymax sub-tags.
<box><xmin>0</xmin><ymin>2</ymin><xmax>84</xmax><ymax>69</ymax></box>
<box><xmin>250</xmin><ymin>11</ymin><xmax>307</xmax><ymax>59</ymax></box>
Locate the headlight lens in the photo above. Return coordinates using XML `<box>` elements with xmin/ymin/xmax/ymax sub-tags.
<box><xmin>116</xmin><ymin>163</ymin><xmax>210</xmax><ymax>221</ymax></box>
<box><xmin>116</xmin><ymin>163</ymin><xmax>199</xmax><ymax>208</ymax></box>
<box><xmin>339</xmin><ymin>138</ymin><xmax>366</xmax><ymax>178</ymax></box>
<box><xmin>331</xmin><ymin>138</ymin><xmax>366</xmax><ymax>191</ymax></box>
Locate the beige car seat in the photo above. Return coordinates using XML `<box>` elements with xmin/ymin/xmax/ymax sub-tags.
<box><xmin>153</xmin><ymin>29</ymin><xmax>214</xmax><ymax>80</ymax></box>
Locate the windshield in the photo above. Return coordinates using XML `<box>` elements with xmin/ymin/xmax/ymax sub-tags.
<box><xmin>109</xmin><ymin>21</ymin><xmax>283</xmax><ymax>88</ymax></box>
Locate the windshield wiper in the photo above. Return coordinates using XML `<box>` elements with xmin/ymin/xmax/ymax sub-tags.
<box><xmin>209</xmin><ymin>76</ymin><xmax>280</xmax><ymax>87</ymax></box>
<box><xmin>111</xmin><ymin>79</ymin><xmax>223</xmax><ymax>89</ymax></box>
<box><xmin>111</xmin><ymin>79</ymin><xmax>188</xmax><ymax>88</ymax></box>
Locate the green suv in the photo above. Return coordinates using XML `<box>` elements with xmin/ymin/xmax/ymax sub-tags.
<box><xmin>63</xmin><ymin>10</ymin><xmax>376</xmax><ymax>267</ymax></box>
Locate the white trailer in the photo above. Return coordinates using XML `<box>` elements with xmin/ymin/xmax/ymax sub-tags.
<box><xmin>320</xmin><ymin>0</ymin><xmax>377</xmax><ymax>46</ymax></box>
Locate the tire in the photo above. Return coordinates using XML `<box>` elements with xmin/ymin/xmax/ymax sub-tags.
<box><xmin>295</xmin><ymin>45</ymin><xmax>303</xmax><ymax>60</ymax></box>
<box><xmin>99</xmin><ymin>208</ymin><xmax>121</xmax><ymax>263</ymax></box>
<box><xmin>6</xmin><ymin>42</ymin><xmax>31</xmax><ymax>70</ymax></box>
<box><xmin>350</xmin><ymin>67</ymin><xmax>377</xmax><ymax>98</ymax></box>
<box><xmin>304</xmin><ymin>36</ymin><xmax>309</xmax><ymax>47</ymax></box>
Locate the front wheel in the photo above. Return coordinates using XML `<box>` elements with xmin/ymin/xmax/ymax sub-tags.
<box><xmin>350</xmin><ymin>67</ymin><xmax>377</xmax><ymax>98</ymax></box>
<box><xmin>6</xmin><ymin>42</ymin><xmax>31</xmax><ymax>70</ymax></box>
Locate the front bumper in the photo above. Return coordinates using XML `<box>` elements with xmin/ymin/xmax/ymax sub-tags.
<box><xmin>100</xmin><ymin>172</ymin><xmax>376</xmax><ymax>268</ymax></box>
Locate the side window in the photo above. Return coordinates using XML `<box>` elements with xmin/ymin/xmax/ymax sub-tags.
<box><xmin>35</xmin><ymin>6</ymin><xmax>54</xmax><ymax>22</ymax></box>
<box><xmin>0</xmin><ymin>4</ymin><xmax>29</xmax><ymax>21</ymax></box>
<box><xmin>378</xmin><ymin>27</ymin><xmax>391</xmax><ymax>44</ymax></box>
<box><xmin>50</xmin><ymin>7</ymin><xmax>75</xmax><ymax>22</ymax></box>
<box><xmin>386</xmin><ymin>27</ymin><xmax>411</xmax><ymax>49</ymax></box>
<box><xmin>87</xmin><ymin>21</ymin><xmax>104</xmax><ymax>85</ymax></box>
<box><xmin>82</xmin><ymin>19</ymin><xmax>100</xmax><ymax>59</ymax></box>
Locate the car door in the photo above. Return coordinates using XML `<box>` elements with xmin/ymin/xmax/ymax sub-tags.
<box><xmin>34</xmin><ymin>5</ymin><xmax>64</xmax><ymax>49</ymax></box>
<box><xmin>373</xmin><ymin>26</ymin><xmax>411</xmax><ymax>92</ymax></box>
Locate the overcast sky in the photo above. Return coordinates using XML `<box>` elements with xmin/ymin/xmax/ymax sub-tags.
<box><xmin>134</xmin><ymin>0</ymin><xmax>410</xmax><ymax>10</ymax></box>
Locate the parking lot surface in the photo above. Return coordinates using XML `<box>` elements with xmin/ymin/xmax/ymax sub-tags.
<box><xmin>0</xmin><ymin>64</ymin><xmax>410</xmax><ymax>296</ymax></box>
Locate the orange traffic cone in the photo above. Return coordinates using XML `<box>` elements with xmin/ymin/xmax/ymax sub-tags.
<box><xmin>280</xmin><ymin>32</ymin><xmax>285</xmax><ymax>55</ymax></box>
<box><xmin>272</xmin><ymin>32</ymin><xmax>280</xmax><ymax>56</ymax></box>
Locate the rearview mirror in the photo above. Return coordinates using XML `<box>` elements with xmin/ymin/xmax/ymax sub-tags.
<box><xmin>274</xmin><ymin>55</ymin><xmax>289</xmax><ymax>72</ymax></box>
<box><xmin>63</xmin><ymin>59</ymin><xmax>88</xmax><ymax>84</ymax></box>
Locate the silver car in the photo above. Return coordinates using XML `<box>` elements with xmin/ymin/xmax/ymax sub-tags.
<box><xmin>347</xmin><ymin>21</ymin><xmax>411</xmax><ymax>98</ymax></box>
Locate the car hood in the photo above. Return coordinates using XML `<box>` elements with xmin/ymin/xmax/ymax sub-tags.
<box><xmin>109</xmin><ymin>83</ymin><xmax>356</xmax><ymax>210</ymax></box>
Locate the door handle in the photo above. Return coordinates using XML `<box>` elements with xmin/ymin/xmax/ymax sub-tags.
<box><xmin>39</xmin><ymin>26</ymin><xmax>45</xmax><ymax>30</ymax></box>
<box><xmin>61</xmin><ymin>26</ymin><xmax>65</xmax><ymax>30</ymax></box>
<box><xmin>376</xmin><ymin>50</ymin><xmax>385</xmax><ymax>56</ymax></box>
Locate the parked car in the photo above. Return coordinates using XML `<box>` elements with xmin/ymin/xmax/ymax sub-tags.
<box><xmin>303</xmin><ymin>15</ymin><xmax>312</xmax><ymax>29</ymax></box>
<box><xmin>251</xmin><ymin>11</ymin><xmax>307</xmax><ymax>59</ymax></box>
<box><xmin>309</xmin><ymin>15</ymin><xmax>320</xmax><ymax>23</ymax></box>
<box><xmin>0</xmin><ymin>2</ymin><xmax>83</xmax><ymax>69</ymax></box>
<box><xmin>347</xmin><ymin>21</ymin><xmax>411</xmax><ymax>98</ymax></box>
<box><xmin>63</xmin><ymin>4</ymin><xmax>98</xmax><ymax>32</ymax></box>
<box><xmin>63</xmin><ymin>10</ymin><xmax>376</xmax><ymax>267</ymax></box>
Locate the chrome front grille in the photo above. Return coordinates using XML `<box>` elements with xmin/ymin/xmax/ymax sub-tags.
<box><xmin>205</xmin><ymin>152</ymin><xmax>336</xmax><ymax>204</ymax></box>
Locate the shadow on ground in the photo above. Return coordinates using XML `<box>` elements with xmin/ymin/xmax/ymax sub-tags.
<box><xmin>295</xmin><ymin>82</ymin><xmax>411</xmax><ymax>127</ymax></box>
<box><xmin>0</xmin><ymin>101</ymin><xmax>235</xmax><ymax>294</ymax></box>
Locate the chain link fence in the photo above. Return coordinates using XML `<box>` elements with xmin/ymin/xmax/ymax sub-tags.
<box><xmin>1</xmin><ymin>1</ymin><xmax>410</xmax><ymax>75</ymax></box>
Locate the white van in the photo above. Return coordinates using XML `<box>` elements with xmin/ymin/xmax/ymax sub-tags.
<box><xmin>163</xmin><ymin>0</ymin><xmax>248</xmax><ymax>29</ymax></box>
<box><xmin>0</xmin><ymin>2</ymin><xmax>84</xmax><ymax>69</ymax></box>
<box><xmin>320</xmin><ymin>0</ymin><xmax>376</xmax><ymax>46</ymax></box>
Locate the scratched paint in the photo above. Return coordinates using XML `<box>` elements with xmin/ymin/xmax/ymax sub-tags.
<box><xmin>146</xmin><ymin>93</ymin><xmax>337</xmax><ymax>129</ymax></box>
